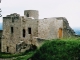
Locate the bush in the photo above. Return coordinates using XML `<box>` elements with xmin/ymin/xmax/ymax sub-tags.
<box><xmin>31</xmin><ymin>39</ymin><xmax>80</xmax><ymax>60</ymax></box>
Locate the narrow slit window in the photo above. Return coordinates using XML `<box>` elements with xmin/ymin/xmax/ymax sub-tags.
<box><xmin>28</xmin><ymin>28</ymin><xmax>31</xmax><ymax>34</ymax></box>
<box><xmin>16</xmin><ymin>44</ymin><xmax>18</xmax><ymax>52</ymax></box>
<box><xmin>7</xmin><ymin>46</ymin><xmax>9</xmax><ymax>52</ymax></box>
<box><xmin>23</xmin><ymin>29</ymin><xmax>25</xmax><ymax>37</ymax></box>
<box><xmin>11</xmin><ymin>27</ymin><xmax>13</xmax><ymax>33</ymax></box>
<box><xmin>12</xmin><ymin>17</ymin><xmax>14</xmax><ymax>22</ymax></box>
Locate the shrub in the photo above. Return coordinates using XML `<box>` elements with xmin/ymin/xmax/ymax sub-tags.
<box><xmin>31</xmin><ymin>39</ymin><xmax>80</xmax><ymax>60</ymax></box>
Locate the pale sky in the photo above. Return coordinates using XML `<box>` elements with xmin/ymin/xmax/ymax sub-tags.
<box><xmin>0</xmin><ymin>0</ymin><xmax>80</xmax><ymax>28</ymax></box>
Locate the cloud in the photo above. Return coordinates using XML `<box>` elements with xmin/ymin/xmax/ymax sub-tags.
<box><xmin>0</xmin><ymin>0</ymin><xmax>80</xmax><ymax>28</ymax></box>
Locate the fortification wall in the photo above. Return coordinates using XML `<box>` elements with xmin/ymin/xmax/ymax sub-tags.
<box><xmin>38</xmin><ymin>17</ymin><xmax>64</xmax><ymax>39</ymax></box>
<box><xmin>1</xmin><ymin>10</ymin><xmax>75</xmax><ymax>53</ymax></box>
<box><xmin>21</xmin><ymin>17</ymin><xmax>38</xmax><ymax>45</ymax></box>
<box><xmin>0</xmin><ymin>30</ymin><xmax>2</xmax><ymax>52</ymax></box>
<box><xmin>2</xmin><ymin>14</ymin><xmax>22</xmax><ymax>53</ymax></box>
<box><xmin>38</xmin><ymin>18</ymin><xmax>59</xmax><ymax>39</ymax></box>
<box><xmin>63</xmin><ymin>19</ymin><xmax>75</xmax><ymax>38</ymax></box>
<box><xmin>56</xmin><ymin>17</ymin><xmax>63</xmax><ymax>38</ymax></box>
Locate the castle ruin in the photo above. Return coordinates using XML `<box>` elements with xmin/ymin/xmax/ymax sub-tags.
<box><xmin>1</xmin><ymin>10</ymin><xmax>75</xmax><ymax>53</ymax></box>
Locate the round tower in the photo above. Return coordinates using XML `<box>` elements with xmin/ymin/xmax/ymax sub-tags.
<box><xmin>24</xmin><ymin>10</ymin><xmax>39</xmax><ymax>19</ymax></box>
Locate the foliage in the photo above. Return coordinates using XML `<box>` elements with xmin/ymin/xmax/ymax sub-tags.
<box><xmin>31</xmin><ymin>38</ymin><xmax>80</xmax><ymax>60</ymax></box>
<box><xmin>1</xmin><ymin>37</ymin><xmax>80</xmax><ymax>60</ymax></box>
<box><xmin>13</xmin><ymin>51</ymin><xmax>35</xmax><ymax>60</ymax></box>
<box><xmin>0</xmin><ymin>48</ymin><xmax>36</xmax><ymax>59</ymax></box>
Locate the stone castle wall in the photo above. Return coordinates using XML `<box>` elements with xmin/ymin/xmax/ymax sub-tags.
<box><xmin>1</xmin><ymin>10</ymin><xmax>75</xmax><ymax>53</ymax></box>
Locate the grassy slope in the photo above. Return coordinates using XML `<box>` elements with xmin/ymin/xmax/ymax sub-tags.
<box><xmin>1</xmin><ymin>37</ymin><xmax>80</xmax><ymax>60</ymax></box>
<box><xmin>31</xmin><ymin>37</ymin><xmax>80</xmax><ymax>60</ymax></box>
<box><xmin>0</xmin><ymin>50</ymin><xmax>35</xmax><ymax>60</ymax></box>
<box><xmin>13</xmin><ymin>51</ymin><xmax>35</xmax><ymax>60</ymax></box>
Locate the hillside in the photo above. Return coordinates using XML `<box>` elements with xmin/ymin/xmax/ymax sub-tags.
<box><xmin>30</xmin><ymin>38</ymin><xmax>80</xmax><ymax>60</ymax></box>
<box><xmin>0</xmin><ymin>38</ymin><xmax>80</xmax><ymax>60</ymax></box>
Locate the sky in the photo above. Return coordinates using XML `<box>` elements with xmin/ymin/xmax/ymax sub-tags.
<box><xmin>0</xmin><ymin>0</ymin><xmax>80</xmax><ymax>28</ymax></box>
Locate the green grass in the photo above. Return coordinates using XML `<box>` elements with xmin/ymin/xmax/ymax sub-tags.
<box><xmin>0</xmin><ymin>50</ymin><xmax>36</xmax><ymax>60</ymax></box>
<box><xmin>13</xmin><ymin>51</ymin><xmax>35</xmax><ymax>60</ymax></box>
<box><xmin>0</xmin><ymin>52</ymin><xmax>26</xmax><ymax>58</ymax></box>
<box><xmin>31</xmin><ymin>37</ymin><xmax>80</xmax><ymax>60</ymax></box>
<box><xmin>1</xmin><ymin>37</ymin><xmax>80</xmax><ymax>60</ymax></box>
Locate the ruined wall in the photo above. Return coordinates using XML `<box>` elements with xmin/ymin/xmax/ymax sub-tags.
<box><xmin>1</xmin><ymin>10</ymin><xmax>75</xmax><ymax>53</ymax></box>
<box><xmin>0</xmin><ymin>30</ymin><xmax>2</xmax><ymax>52</ymax></box>
<box><xmin>56</xmin><ymin>17</ymin><xmax>75</xmax><ymax>38</ymax></box>
<box><xmin>63</xmin><ymin>19</ymin><xmax>70</xmax><ymax>38</ymax></box>
<box><xmin>55</xmin><ymin>17</ymin><xmax>64</xmax><ymax>38</ymax></box>
<box><xmin>38</xmin><ymin>17</ymin><xmax>63</xmax><ymax>40</ymax></box>
<box><xmin>63</xmin><ymin>18</ymin><xmax>75</xmax><ymax>38</ymax></box>
<box><xmin>1</xmin><ymin>14</ymin><xmax>22</xmax><ymax>53</ymax></box>
<box><xmin>38</xmin><ymin>17</ymin><xmax>64</xmax><ymax>39</ymax></box>
<box><xmin>1</xmin><ymin>14</ymin><xmax>39</xmax><ymax>53</ymax></box>
<box><xmin>0</xmin><ymin>30</ymin><xmax>3</xmax><ymax>38</ymax></box>
<box><xmin>21</xmin><ymin>17</ymin><xmax>38</xmax><ymax>45</ymax></box>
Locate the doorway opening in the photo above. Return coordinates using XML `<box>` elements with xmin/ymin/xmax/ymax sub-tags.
<box><xmin>58</xmin><ymin>28</ymin><xmax>63</xmax><ymax>38</ymax></box>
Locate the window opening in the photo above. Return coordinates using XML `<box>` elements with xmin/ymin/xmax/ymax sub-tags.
<box><xmin>11</xmin><ymin>27</ymin><xmax>13</xmax><ymax>33</ymax></box>
<box><xmin>12</xmin><ymin>17</ymin><xmax>14</xmax><ymax>22</ymax></box>
<box><xmin>7</xmin><ymin>46</ymin><xmax>9</xmax><ymax>52</ymax></box>
<box><xmin>28</xmin><ymin>28</ymin><xmax>31</xmax><ymax>34</ymax></box>
<box><xmin>23</xmin><ymin>29</ymin><xmax>26</xmax><ymax>37</ymax></box>
<box><xmin>27</xmin><ymin>13</ymin><xmax>29</xmax><ymax>17</ymax></box>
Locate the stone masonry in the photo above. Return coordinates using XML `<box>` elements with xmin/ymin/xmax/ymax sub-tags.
<box><xmin>1</xmin><ymin>10</ymin><xmax>75</xmax><ymax>53</ymax></box>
